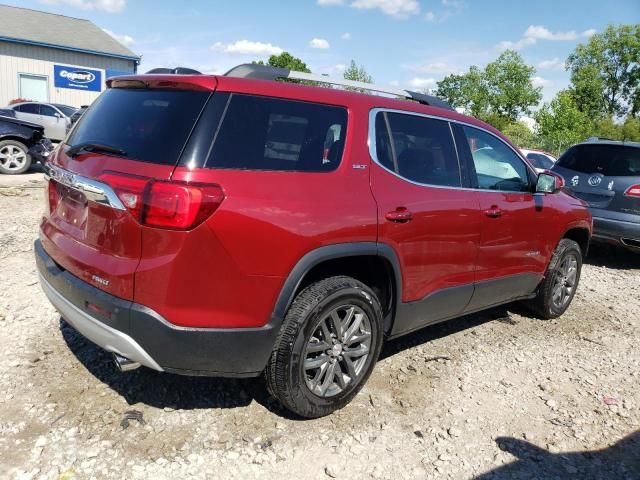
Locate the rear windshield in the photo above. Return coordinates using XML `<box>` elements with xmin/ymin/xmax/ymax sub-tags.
<box><xmin>206</xmin><ymin>94</ymin><xmax>348</xmax><ymax>172</ymax></box>
<box><xmin>67</xmin><ymin>88</ymin><xmax>209</xmax><ymax>165</ymax></box>
<box><xmin>556</xmin><ymin>144</ymin><xmax>640</xmax><ymax>176</ymax></box>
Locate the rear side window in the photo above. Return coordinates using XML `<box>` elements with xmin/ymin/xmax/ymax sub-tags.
<box><xmin>556</xmin><ymin>145</ymin><xmax>640</xmax><ymax>176</ymax></box>
<box><xmin>68</xmin><ymin>88</ymin><xmax>210</xmax><ymax>165</ymax></box>
<box><xmin>17</xmin><ymin>104</ymin><xmax>39</xmax><ymax>114</ymax></box>
<box><xmin>206</xmin><ymin>94</ymin><xmax>347</xmax><ymax>172</ymax></box>
<box><xmin>374</xmin><ymin>111</ymin><xmax>461</xmax><ymax>187</ymax></box>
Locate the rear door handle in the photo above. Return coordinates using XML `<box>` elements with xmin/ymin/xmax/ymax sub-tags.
<box><xmin>385</xmin><ymin>207</ymin><xmax>413</xmax><ymax>223</ymax></box>
<box><xmin>483</xmin><ymin>206</ymin><xmax>503</xmax><ymax>218</ymax></box>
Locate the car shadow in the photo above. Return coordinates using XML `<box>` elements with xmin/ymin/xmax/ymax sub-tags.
<box><xmin>476</xmin><ymin>431</ymin><xmax>640</xmax><ymax>479</ymax></box>
<box><xmin>380</xmin><ymin>305</ymin><xmax>516</xmax><ymax>361</ymax></box>
<box><xmin>585</xmin><ymin>243</ymin><xmax>640</xmax><ymax>270</ymax></box>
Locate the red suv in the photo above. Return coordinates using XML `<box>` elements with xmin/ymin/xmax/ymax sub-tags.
<box><xmin>36</xmin><ymin>64</ymin><xmax>592</xmax><ymax>418</ymax></box>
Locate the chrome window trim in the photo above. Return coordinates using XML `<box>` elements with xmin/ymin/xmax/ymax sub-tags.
<box><xmin>367</xmin><ymin>107</ymin><xmax>537</xmax><ymax>194</ymax></box>
<box><xmin>45</xmin><ymin>163</ymin><xmax>126</xmax><ymax>210</ymax></box>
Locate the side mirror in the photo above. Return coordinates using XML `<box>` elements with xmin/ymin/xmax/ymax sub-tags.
<box><xmin>54</xmin><ymin>112</ymin><xmax>62</xmax><ymax>119</ymax></box>
<box><xmin>536</xmin><ymin>171</ymin><xmax>564</xmax><ymax>194</ymax></box>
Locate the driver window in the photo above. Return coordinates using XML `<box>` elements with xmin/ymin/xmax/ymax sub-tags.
<box><xmin>40</xmin><ymin>105</ymin><xmax>57</xmax><ymax>117</ymax></box>
<box><xmin>463</xmin><ymin>125</ymin><xmax>529</xmax><ymax>192</ymax></box>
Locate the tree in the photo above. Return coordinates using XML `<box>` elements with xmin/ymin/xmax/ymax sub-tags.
<box><xmin>435</xmin><ymin>50</ymin><xmax>541</xmax><ymax>128</ymax></box>
<box><xmin>484</xmin><ymin>50</ymin><xmax>542</xmax><ymax>122</ymax></box>
<box><xmin>435</xmin><ymin>66</ymin><xmax>488</xmax><ymax>118</ymax></box>
<box><xmin>502</xmin><ymin>121</ymin><xmax>536</xmax><ymax>148</ymax></box>
<box><xmin>343</xmin><ymin>60</ymin><xmax>373</xmax><ymax>83</ymax></box>
<box><xmin>567</xmin><ymin>24</ymin><xmax>640</xmax><ymax>117</ymax></box>
<box><xmin>254</xmin><ymin>52</ymin><xmax>310</xmax><ymax>72</ymax></box>
<box><xmin>534</xmin><ymin>91</ymin><xmax>591</xmax><ymax>156</ymax></box>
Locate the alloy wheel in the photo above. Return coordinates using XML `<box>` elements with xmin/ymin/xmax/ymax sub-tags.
<box><xmin>552</xmin><ymin>254</ymin><xmax>578</xmax><ymax>310</ymax></box>
<box><xmin>303</xmin><ymin>304</ymin><xmax>372</xmax><ymax>398</ymax></box>
<box><xmin>0</xmin><ymin>145</ymin><xmax>28</xmax><ymax>172</ymax></box>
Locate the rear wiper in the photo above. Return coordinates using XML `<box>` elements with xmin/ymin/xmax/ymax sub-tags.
<box><xmin>66</xmin><ymin>142</ymin><xmax>127</xmax><ymax>158</ymax></box>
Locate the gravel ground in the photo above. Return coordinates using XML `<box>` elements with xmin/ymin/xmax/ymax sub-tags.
<box><xmin>1</xmin><ymin>173</ymin><xmax>639</xmax><ymax>480</ymax></box>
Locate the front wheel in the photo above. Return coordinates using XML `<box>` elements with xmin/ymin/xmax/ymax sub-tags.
<box><xmin>526</xmin><ymin>239</ymin><xmax>583</xmax><ymax>319</ymax></box>
<box><xmin>0</xmin><ymin>140</ymin><xmax>32</xmax><ymax>175</ymax></box>
<box><xmin>264</xmin><ymin>276</ymin><xmax>384</xmax><ymax>418</ymax></box>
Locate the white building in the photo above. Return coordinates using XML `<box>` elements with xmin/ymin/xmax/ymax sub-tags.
<box><xmin>0</xmin><ymin>5</ymin><xmax>140</xmax><ymax>108</ymax></box>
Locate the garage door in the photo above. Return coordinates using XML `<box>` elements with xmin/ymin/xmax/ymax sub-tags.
<box><xmin>19</xmin><ymin>74</ymin><xmax>48</xmax><ymax>102</ymax></box>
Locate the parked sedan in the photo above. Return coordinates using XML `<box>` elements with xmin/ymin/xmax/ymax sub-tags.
<box><xmin>0</xmin><ymin>110</ymin><xmax>53</xmax><ymax>174</ymax></box>
<box><xmin>520</xmin><ymin>148</ymin><xmax>557</xmax><ymax>173</ymax></box>
<box><xmin>552</xmin><ymin>138</ymin><xmax>640</xmax><ymax>252</ymax></box>
<box><xmin>8</xmin><ymin>102</ymin><xmax>77</xmax><ymax>141</ymax></box>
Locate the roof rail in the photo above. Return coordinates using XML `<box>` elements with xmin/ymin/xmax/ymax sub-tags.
<box><xmin>223</xmin><ymin>64</ymin><xmax>452</xmax><ymax>110</ymax></box>
<box><xmin>146</xmin><ymin>67</ymin><xmax>202</xmax><ymax>75</ymax></box>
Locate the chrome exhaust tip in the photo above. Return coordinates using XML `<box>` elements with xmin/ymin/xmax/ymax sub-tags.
<box><xmin>113</xmin><ymin>353</ymin><xmax>141</xmax><ymax>372</ymax></box>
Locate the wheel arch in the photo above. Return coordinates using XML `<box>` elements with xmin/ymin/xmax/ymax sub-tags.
<box><xmin>270</xmin><ymin>243</ymin><xmax>402</xmax><ymax>334</ymax></box>
<box><xmin>562</xmin><ymin>226</ymin><xmax>591</xmax><ymax>257</ymax></box>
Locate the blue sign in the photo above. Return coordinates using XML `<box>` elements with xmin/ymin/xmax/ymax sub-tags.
<box><xmin>54</xmin><ymin>64</ymin><xmax>102</xmax><ymax>92</ymax></box>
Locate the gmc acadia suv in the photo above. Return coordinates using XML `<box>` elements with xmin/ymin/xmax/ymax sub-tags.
<box><xmin>36</xmin><ymin>64</ymin><xmax>592</xmax><ymax>418</ymax></box>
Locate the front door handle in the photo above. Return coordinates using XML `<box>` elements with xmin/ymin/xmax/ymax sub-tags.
<box><xmin>483</xmin><ymin>206</ymin><xmax>503</xmax><ymax>218</ymax></box>
<box><xmin>385</xmin><ymin>207</ymin><xmax>413</xmax><ymax>223</ymax></box>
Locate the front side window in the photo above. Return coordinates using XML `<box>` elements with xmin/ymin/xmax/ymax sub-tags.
<box><xmin>206</xmin><ymin>94</ymin><xmax>348</xmax><ymax>172</ymax></box>
<box><xmin>374</xmin><ymin>111</ymin><xmax>461</xmax><ymax>187</ymax></box>
<box><xmin>463</xmin><ymin>126</ymin><xmax>530</xmax><ymax>192</ymax></box>
<box><xmin>40</xmin><ymin>105</ymin><xmax>58</xmax><ymax>117</ymax></box>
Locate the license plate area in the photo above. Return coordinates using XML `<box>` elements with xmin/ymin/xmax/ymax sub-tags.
<box><xmin>54</xmin><ymin>181</ymin><xmax>88</xmax><ymax>234</ymax></box>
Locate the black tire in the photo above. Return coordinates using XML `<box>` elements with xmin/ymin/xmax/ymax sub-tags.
<box><xmin>264</xmin><ymin>276</ymin><xmax>384</xmax><ymax>418</ymax></box>
<box><xmin>526</xmin><ymin>239</ymin><xmax>583</xmax><ymax>319</ymax></box>
<box><xmin>0</xmin><ymin>139</ymin><xmax>32</xmax><ymax>175</ymax></box>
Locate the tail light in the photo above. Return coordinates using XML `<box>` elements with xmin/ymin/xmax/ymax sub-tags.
<box><xmin>624</xmin><ymin>184</ymin><xmax>640</xmax><ymax>198</ymax></box>
<box><xmin>46</xmin><ymin>180</ymin><xmax>59</xmax><ymax>214</ymax></box>
<box><xmin>99</xmin><ymin>172</ymin><xmax>224</xmax><ymax>230</ymax></box>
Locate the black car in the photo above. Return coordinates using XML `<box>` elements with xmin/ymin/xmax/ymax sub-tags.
<box><xmin>553</xmin><ymin>138</ymin><xmax>640</xmax><ymax>252</ymax></box>
<box><xmin>0</xmin><ymin>109</ymin><xmax>53</xmax><ymax>174</ymax></box>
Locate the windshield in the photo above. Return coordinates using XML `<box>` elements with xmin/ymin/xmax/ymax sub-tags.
<box><xmin>556</xmin><ymin>144</ymin><xmax>640</xmax><ymax>177</ymax></box>
<box><xmin>67</xmin><ymin>88</ymin><xmax>210</xmax><ymax>165</ymax></box>
<box><xmin>52</xmin><ymin>104</ymin><xmax>77</xmax><ymax>117</ymax></box>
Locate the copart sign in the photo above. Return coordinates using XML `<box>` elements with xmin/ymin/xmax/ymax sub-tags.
<box><xmin>54</xmin><ymin>64</ymin><xmax>102</xmax><ymax>92</ymax></box>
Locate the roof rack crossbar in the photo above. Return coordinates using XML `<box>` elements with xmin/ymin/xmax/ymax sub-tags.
<box><xmin>223</xmin><ymin>64</ymin><xmax>453</xmax><ymax>110</ymax></box>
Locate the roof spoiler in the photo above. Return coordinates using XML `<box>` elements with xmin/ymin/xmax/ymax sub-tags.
<box><xmin>224</xmin><ymin>64</ymin><xmax>453</xmax><ymax>110</ymax></box>
<box><xmin>145</xmin><ymin>67</ymin><xmax>202</xmax><ymax>75</ymax></box>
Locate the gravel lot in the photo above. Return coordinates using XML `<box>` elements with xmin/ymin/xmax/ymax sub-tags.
<box><xmin>1</xmin><ymin>172</ymin><xmax>639</xmax><ymax>480</ymax></box>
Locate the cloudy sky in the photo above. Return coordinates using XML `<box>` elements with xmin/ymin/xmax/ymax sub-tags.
<box><xmin>8</xmin><ymin>0</ymin><xmax>640</xmax><ymax>102</ymax></box>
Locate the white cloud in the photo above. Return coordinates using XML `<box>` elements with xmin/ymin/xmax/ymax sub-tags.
<box><xmin>40</xmin><ymin>0</ymin><xmax>125</xmax><ymax>13</ymax></box>
<box><xmin>341</xmin><ymin>32</ymin><xmax>352</xmax><ymax>40</ymax></box>
<box><xmin>537</xmin><ymin>58</ymin><xmax>565</xmax><ymax>71</ymax></box>
<box><xmin>350</xmin><ymin>0</ymin><xmax>420</xmax><ymax>18</ymax></box>
<box><xmin>102</xmin><ymin>28</ymin><xmax>134</xmax><ymax>47</ymax></box>
<box><xmin>424</xmin><ymin>11</ymin><xmax>436</xmax><ymax>22</ymax></box>
<box><xmin>408</xmin><ymin>77</ymin><xmax>436</xmax><ymax>89</ymax></box>
<box><xmin>532</xmin><ymin>76</ymin><xmax>551</xmax><ymax>88</ymax></box>
<box><xmin>309</xmin><ymin>38</ymin><xmax>330</xmax><ymax>49</ymax></box>
<box><xmin>499</xmin><ymin>25</ymin><xmax>597</xmax><ymax>51</ymax></box>
<box><xmin>317</xmin><ymin>0</ymin><xmax>345</xmax><ymax>4</ymax></box>
<box><xmin>211</xmin><ymin>40</ymin><xmax>283</xmax><ymax>56</ymax></box>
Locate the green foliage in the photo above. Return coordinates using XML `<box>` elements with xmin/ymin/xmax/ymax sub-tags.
<box><xmin>484</xmin><ymin>51</ymin><xmax>542</xmax><ymax>121</ymax></box>
<box><xmin>343</xmin><ymin>60</ymin><xmax>373</xmax><ymax>83</ymax></box>
<box><xmin>436</xmin><ymin>50</ymin><xmax>541</xmax><ymax>128</ymax></box>
<box><xmin>567</xmin><ymin>24</ymin><xmax>640</xmax><ymax>117</ymax></box>
<box><xmin>590</xmin><ymin>116</ymin><xmax>640</xmax><ymax>141</ymax></box>
<box><xmin>501</xmin><ymin>121</ymin><xmax>536</xmax><ymax>148</ymax></box>
<box><xmin>435</xmin><ymin>66</ymin><xmax>488</xmax><ymax>118</ymax></box>
<box><xmin>534</xmin><ymin>91</ymin><xmax>591</xmax><ymax>156</ymax></box>
<box><xmin>254</xmin><ymin>52</ymin><xmax>311</xmax><ymax>73</ymax></box>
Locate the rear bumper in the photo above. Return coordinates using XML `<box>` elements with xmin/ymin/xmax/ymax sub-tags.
<box><xmin>592</xmin><ymin>216</ymin><xmax>640</xmax><ymax>250</ymax></box>
<box><xmin>35</xmin><ymin>240</ymin><xmax>278</xmax><ymax>377</ymax></box>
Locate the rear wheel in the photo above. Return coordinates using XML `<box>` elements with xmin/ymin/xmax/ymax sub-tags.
<box><xmin>526</xmin><ymin>239</ymin><xmax>582</xmax><ymax>319</ymax></box>
<box><xmin>0</xmin><ymin>140</ymin><xmax>31</xmax><ymax>175</ymax></box>
<box><xmin>265</xmin><ymin>276</ymin><xmax>383</xmax><ymax>418</ymax></box>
